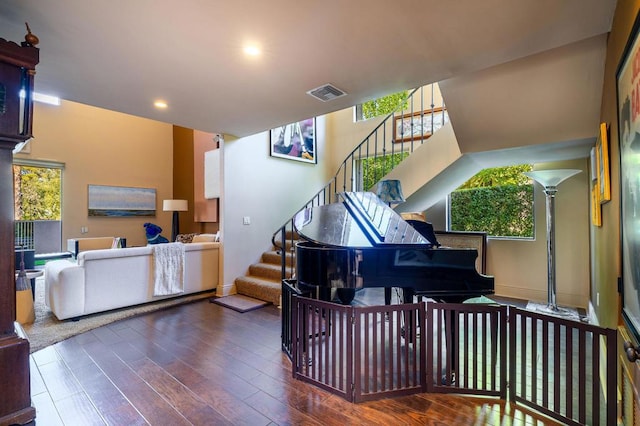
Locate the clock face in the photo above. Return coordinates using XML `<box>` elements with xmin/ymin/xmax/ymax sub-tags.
<box><xmin>0</xmin><ymin>63</ymin><xmax>24</xmax><ymax>138</ymax></box>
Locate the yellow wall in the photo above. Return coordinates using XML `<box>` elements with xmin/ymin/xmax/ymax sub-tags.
<box><xmin>15</xmin><ymin>100</ymin><xmax>174</xmax><ymax>247</ymax></box>
<box><xmin>173</xmin><ymin>126</ymin><xmax>219</xmax><ymax>236</ymax></box>
<box><xmin>598</xmin><ymin>0</ymin><xmax>637</xmax><ymax>330</ymax></box>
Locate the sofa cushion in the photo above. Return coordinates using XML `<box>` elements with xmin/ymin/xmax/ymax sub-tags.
<box><xmin>192</xmin><ymin>232</ymin><xmax>219</xmax><ymax>243</ymax></box>
<box><xmin>67</xmin><ymin>236</ymin><xmax>126</xmax><ymax>258</ymax></box>
<box><xmin>77</xmin><ymin>246</ymin><xmax>152</xmax><ymax>264</ymax></box>
<box><xmin>176</xmin><ymin>233</ymin><xmax>197</xmax><ymax>243</ymax></box>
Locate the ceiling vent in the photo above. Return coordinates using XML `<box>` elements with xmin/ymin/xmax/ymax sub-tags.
<box><xmin>306</xmin><ymin>84</ymin><xmax>347</xmax><ymax>102</ymax></box>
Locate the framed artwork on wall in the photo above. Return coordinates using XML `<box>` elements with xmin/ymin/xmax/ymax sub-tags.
<box><xmin>595</xmin><ymin>122</ymin><xmax>611</xmax><ymax>204</ymax></box>
<box><xmin>270</xmin><ymin>118</ymin><xmax>316</xmax><ymax>164</ymax></box>
<box><xmin>88</xmin><ymin>184</ymin><xmax>156</xmax><ymax>217</ymax></box>
<box><xmin>617</xmin><ymin>9</ymin><xmax>640</xmax><ymax>342</ymax></box>
<box><xmin>393</xmin><ymin>108</ymin><xmax>449</xmax><ymax>143</ymax></box>
<box><xmin>590</xmin><ymin>146</ymin><xmax>598</xmax><ymax>182</ymax></box>
<box><xmin>591</xmin><ymin>184</ymin><xmax>601</xmax><ymax>227</ymax></box>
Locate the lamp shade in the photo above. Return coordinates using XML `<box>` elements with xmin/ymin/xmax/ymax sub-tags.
<box><xmin>523</xmin><ymin>169</ymin><xmax>581</xmax><ymax>188</ymax></box>
<box><xmin>163</xmin><ymin>199</ymin><xmax>188</xmax><ymax>212</ymax></box>
<box><xmin>376</xmin><ymin>179</ymin><xmax>405</xmax><ymax>204</ymax></box>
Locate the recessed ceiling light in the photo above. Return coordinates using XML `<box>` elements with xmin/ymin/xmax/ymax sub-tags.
<box><xmin>154</xmin><ymin>100</ymin><xmax>168</xmax><ymax>109</ymax></box>
<box><xmin>243</xmin><ymin>45</ymin><xmax>261</xmax><ymax>57</ymax></box>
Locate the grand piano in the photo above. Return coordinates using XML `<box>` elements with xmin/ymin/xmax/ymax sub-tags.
<box><xmin>294</xmin><ymin>191</ymin><xmax>494</xmax><ymax>305</ymax></box>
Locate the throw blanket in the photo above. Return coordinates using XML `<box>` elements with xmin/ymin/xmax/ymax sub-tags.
<box><xmin>152</xmin><ymin>243</ymin><xmax>185</xmax><ymax>296</ymax></box>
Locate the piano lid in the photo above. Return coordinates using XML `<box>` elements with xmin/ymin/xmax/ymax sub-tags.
<box><xmin>294</xmin><ymin>191</ymin><xmax>436</xmax><ymax>248</ymax></box>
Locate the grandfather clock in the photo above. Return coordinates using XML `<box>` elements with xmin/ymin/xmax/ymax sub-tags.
<box><xmin>0</xmin><ymin>26</ymin><xmax>39</xmax><ymax>425</ymax></box>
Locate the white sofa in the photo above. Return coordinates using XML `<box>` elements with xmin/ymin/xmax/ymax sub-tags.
<box><xmin>66</xmin><ymin>236</ymin><xmax>126</xmax><ymax>258</ymax></box>
<box><xmin>44</xmin><ymin>242</ymin><xmax>220</xmax><ymax>320</ymax></box>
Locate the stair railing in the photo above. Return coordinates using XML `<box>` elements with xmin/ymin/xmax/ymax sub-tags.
<box><xmin>272</xmin><ymin>83</ymin><xmax>447</xmax><ymax>280</ymax></box>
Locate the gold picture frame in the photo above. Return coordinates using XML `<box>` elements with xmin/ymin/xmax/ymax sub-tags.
<box><xmin>595</xmin><ymin>122</ymin><xmax>610</xmax><ymax>204</ymax></box>
<box><xmin>591</xmin><ymin>184</ymin><xmax>601</xmax><ymax>227</ymax></box>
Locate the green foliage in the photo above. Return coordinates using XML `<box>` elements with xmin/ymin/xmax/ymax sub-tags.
<box><xmin>14</xmin><ymin>165</ymin><xmax>61</xmax><ymax>220</ymax></box>
<box><xmin>458</xmin><ymin>165</ymin><xmax>532</xmax><ymax>189</ymax></box>
<box><xmin>450</xmin><ymin>165</ymin><xmax>534</xmax><ymax>238</ymax></box>
<box><xmin>450</xmin><ymin>185</ymin><xmax>533</xmax><ymax>237</ymax></box>
<box><xmin>360</xmin><ymin>152</ymin><xmax>409</xmax><ymax>191</ymax></box>
<box><xmin>361</xmin><ymin>91</ymin><xmax>409</xmax><ymax>120</ymax></box>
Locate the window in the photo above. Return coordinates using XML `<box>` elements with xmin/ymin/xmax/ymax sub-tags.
<box><xmin>354</xmin><ymin>91</ymin><xmax>409</xmax><ymax>122</ymax></box>
<box><xmin>13</xmin><ymin>159</ymin><xmax>64</xmax><ymax>251</ymax></box>
<box><xmin>13</xmin><ymin>161</ymin><xmax>62</xmax><ymax>220</ymax></box>
<box><xmin>448</xmin><ymin>165</ymin><xmax>534</xmax><ymax>238</ymax></box>
<box><xmin>358</xmin><ymin>152</ymin><xmax>409</xmax><ymax>191</ymax></box>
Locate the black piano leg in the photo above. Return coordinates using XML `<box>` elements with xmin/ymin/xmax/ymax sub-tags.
<box><xmin>336</xmin><ymin>288</ymin><xmax>355</xmax><ymax>305</ymax></box>
<box><xmin>401</xmin><ymin>288</ymin><xmax>417</xmax><ymax>343</ymax></box>
<box><xmin>443</xmin><ymin>309</ymin><xmax>457</xmax><ymax>385</ymax></box>
<box><xmin>385</xmin><ymin>287</ymin><xmax>391</xmax><ymax>305</ymax></box>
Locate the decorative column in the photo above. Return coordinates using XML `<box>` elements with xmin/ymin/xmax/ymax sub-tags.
<box><xmin>0</xmin><ymin>27</ymin><xmax>39</xmax><ymax>424</ymax></box>
<box><xmin>524</xmin><ymin>169</ymin><xmax>581</xmax><ymax>314</ymax></box>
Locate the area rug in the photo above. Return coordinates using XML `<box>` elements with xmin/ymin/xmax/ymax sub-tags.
<box><xmin>22</xmin><ymin>277</ymin><xmax>216</xmax><ymax>353</ymax></box>
<box><xmin>210</xmin><ymin>294</ymin><xmax>270</xmax><ymax>313</ymax></box>
<box><xmin>525</xmin><ymin>301</ymin><xmax>584</xmax><ymax>322</ymax></box>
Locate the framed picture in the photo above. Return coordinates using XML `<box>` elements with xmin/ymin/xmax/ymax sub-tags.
<box><xmin>270</xmin><ymin>118</ymin><xmax>316</xmax><ymax>163</ymax></box>
<box><xmin>590</xmin><ymin>147</ymin><xmax>597</xmax><ymax>182</ymax></box>
<box><xmin>393</xmin><ymin>108</ymin><xmax>449</xmax><ymax>143</ymax></box>
<box><xmin>88</xmin><ymin>184</ymin><xmax>156</xmax><ymax>217</ymax></box>
<box><xmin>617</xmin><ymin>9</ymin><xmax>640</xmax><ymax>342</ymax></box>
<box><xmin>595</xmin><ymin>122</ymin><xmax>610</xmax><ymax>204</ymax></box>
<box><xmin>591</xmin><ymin>184</ymin><xmax>601</xmax><ymax>227</ymax></box>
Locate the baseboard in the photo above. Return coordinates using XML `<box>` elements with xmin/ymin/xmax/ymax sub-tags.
<box><xmin>216</xmin><ymin>282</ymin><xmax>236</xmax><ymax>297</ymax></box>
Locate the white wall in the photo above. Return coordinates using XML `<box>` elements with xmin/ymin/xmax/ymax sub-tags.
<box><xmin>220</xmin><ymin>107</ymin><xmax>387</xmax><ymax>294</ymax></box>
<box><xmin>220</xmin><ymin>117</ymin><xmax>329</xmax><ymax>293</ymax></box>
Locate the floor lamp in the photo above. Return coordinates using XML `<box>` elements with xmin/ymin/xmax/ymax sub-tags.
<box><xmin>163</xmin><ymin>199</ymin><xmax>188</xmax><ymax>242</ymax></box>
<box><xmin>524</xmin><ymin>169</ymin><xmax>581</xmax><ymax>314</ymax></box>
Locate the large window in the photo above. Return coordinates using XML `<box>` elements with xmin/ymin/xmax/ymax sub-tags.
<box><xmin>448</xmin><ymin>165</ymin><xmax>534</xmax><ymax>238</ymax></box>
<box><xmin>354</xmin><ymin>91</ymin><xmax>409</xmax><ymax>122</ymax></box>
<box><xmin>13</xmin><ymin>159</ymin><xmax>64</xmax><ymax>252</ymax></box>
<box><xmin>13</xmin><ymin>161</ymin><xmax>62</xmax><ymax>220</ymax></box>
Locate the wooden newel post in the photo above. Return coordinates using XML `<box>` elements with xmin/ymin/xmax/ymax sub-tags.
<box><xmin>0</xmin><ymin>26</ymin><xmax>39</xmax><ymax>425</ymax></box>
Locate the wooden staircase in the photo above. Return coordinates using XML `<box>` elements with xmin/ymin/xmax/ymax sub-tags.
<box><xmin>234</xmin><ymin>234</ymin><xmax>297</xmax><ymax>306</ymax></box>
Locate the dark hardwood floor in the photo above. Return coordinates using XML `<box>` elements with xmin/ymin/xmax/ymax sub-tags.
<box><xmin>28</xmin><ymin>292</ymin><xmax>562</xmax><ymax>425</ymax></box>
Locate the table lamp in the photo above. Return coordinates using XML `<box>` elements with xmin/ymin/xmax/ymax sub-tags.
<box><xmin>377</xmin><ymin>179</ymin><xmax>405</xmax><ymax>206</ymax></box>
<box><xmin>163</xmin><ymin>199</ymin><xmax>188</xmax><ymax>242</ymax></box>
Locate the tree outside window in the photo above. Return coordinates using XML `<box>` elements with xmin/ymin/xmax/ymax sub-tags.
<box><xmin>449</xmin><ymin>165</ymin><xmax>534</xmax><ymax>238</ymax></box>
<box><xmin>355</xmin><ymin>91</ymin><xmax>409</xmax><ymax>121</ymax></box>
<box><xmin>13</xmin><ymin>165</ymin><xmax>61</xmax><ymax>220</ymax></box>
<box><xmin>359</xmin><ymin>152</ymin><xmax>409</xmax><ymax>191</ymax></box>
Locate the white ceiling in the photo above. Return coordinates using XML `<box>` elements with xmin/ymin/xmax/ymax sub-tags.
<box><xmin>0</xmin><ymin>0</ymin><xmax>617</xmax><ymax>140</ymax></box>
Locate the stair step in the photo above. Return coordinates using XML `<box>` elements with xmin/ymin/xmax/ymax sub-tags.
<box><xmin>249</xmin><ymin>262</ymin><xmax>291</xmax><ymax>281</ymax></box>
<box><xmin>273</xmin><ymin>229</ymin><xmax>300</xmax><ymax>244</ymax></box>
<box><xmin>235</xmin><ymin>276</ymin><xmax>281</xmax><ymax>306</ymax></box>
<box><xmin>273</xmin><ymin>239</ymin><xmax>299</xmax><ymax>252</ymax></box>
<box><xmin>262</xmin><ymin>250</ymin><xmax>295</xmax><ymax>265</ymax></box>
